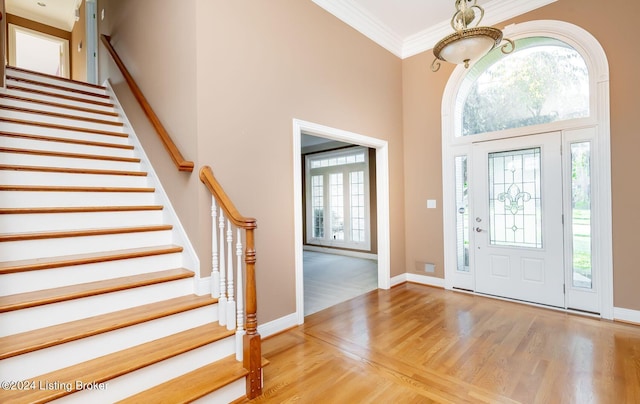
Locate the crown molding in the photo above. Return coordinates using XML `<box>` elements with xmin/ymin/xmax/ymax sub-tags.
<box><xmin>314</xmin><ymin>0</ymin><xmax>558</xmax><ymax>59</ymax></box>
<box><xmin>312</xmin><ymin>0</ymin><xmax>404</xmax><ymax>57</ymax></box>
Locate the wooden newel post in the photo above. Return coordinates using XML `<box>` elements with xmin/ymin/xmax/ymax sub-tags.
<box><xmin>243</xmin><ymin>228</ymin><xmax>261</xmax><ymax>399</ymax></box>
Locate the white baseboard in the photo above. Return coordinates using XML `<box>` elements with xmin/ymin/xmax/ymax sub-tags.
<box><xmin>303</xmin><ymin>245</ymin><xmax>377</xmax><ymax>260</ymax></box>
<box><xmin>614</xmin><ymin>307</ymin><xmax>640</xmax><ymax>325</ymax></box>
<box><xmin>390</xmin><ymin>273</ymin><xmax>406</xmax><ymax>287</ymax></box>
<box><xmin>390</xmin><ymin>273</ymin><xmax>445</xmax><ymax>288</ymax></box>
<box><xmin>258</xmin><ymin>313</ymin><xmax>298</xmax><ymax>338</ymax></box>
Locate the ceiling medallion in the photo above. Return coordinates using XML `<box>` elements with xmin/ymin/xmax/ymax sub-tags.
<box><xmin>431</xmin><ymin>0</ymin><xmax>514</xmax><ymax>72</ymax></box>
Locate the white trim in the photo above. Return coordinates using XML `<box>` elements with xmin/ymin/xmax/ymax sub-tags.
<box><xmin>303</xmin><ymin>245</ymin><xmax>377</xmax><ymax>260</ymax></box>
<box><xmin>85</xmin><ymin>0</ymin><xmax>99</xmax><ymax>85</ymax></box>
<box><xmin>105</xmin><ymin>80</ymin><xmax>201</xmax><ymax>276</ymax></box>
<box><xmin>293</xmin><ymin>119</ymin><xmax>391</xmax><ymax>325</ymax></box>
<box><xmin>258</xmin><ymin>313</ymin><xmax>298</xmax><ymax>338</ymax></box>
<box><xmin>8</xmin><ymin>23</ymin><xmax>71</xmax><ymax>79</ymax></box>
<box><xmin>391</xmin><ymin>273</ymin><xmax>446</xmax><ymax>288</ymax></box>
<box><xmin>193</xmin><ymin>276</ymin><xmax>211</xmax><ymax>296</ymax></box>
<box><xmin>390</xmin><ymin>273</ymin><xmax>405</xmax><ymax>288</ymax></box>
<box><xmin>441</xmin><ymin>20</ymin><xmax>613</xmax><ymax>319</ymax></box>
<box><xmin>613</xmin><ymin>308</ymin><xmax>640</xmax><ymax>326</ymax></box>
<box><xmin>311</xmin><ymin>0</ymin><xmax>404</xmax><ymax>57</ymax></box>
<box><xmin>313</xmin><ymin>0</ymin><xmax>557</xmax><ymax>59</ymax></box>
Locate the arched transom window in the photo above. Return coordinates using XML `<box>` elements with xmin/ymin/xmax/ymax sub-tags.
<box><xmin>455</xmin><ymin>37</ymin><xmax>589</xmax><ymax>137</ymax></box>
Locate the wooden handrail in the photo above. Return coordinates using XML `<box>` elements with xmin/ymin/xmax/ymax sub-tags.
<box><xmin>199</xmin><ymin>166</ymin><xmax>257</xmax><ymax>230</ymax></box>
<box><xmin>100</xmin><ymin>34</ymin><xmax>194</xmax><ymax>172</ymax></box>
<box><xmin>199</xmin><ymin>165</ymin><xmax>261</xmax><ymax>399</ymax></box>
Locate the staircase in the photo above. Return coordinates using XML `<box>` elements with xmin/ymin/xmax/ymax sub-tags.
<box><xmin>0</xmin><ymin>67</ymin><xmax>251</xmax><ymax>403</ymax></box>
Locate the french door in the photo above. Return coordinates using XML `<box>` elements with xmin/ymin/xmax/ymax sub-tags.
<box><xmin>472</xmin><ymin>132</ymin><xmax>564</xmax><ymax>307</ymax></box>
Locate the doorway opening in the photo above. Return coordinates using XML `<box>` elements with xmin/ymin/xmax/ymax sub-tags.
<box><xmin>8</xmin><ymin>24</ymin><xmax>70</xmax><ymax>78</ymax></box>
<box><xmin>301</xmin><ymin>135</ymin><xmax>378</xmax><ymax>316</ymax></box>
<box><xmin>293</xmin><ymin>119</ymin><xmax>391</xmax><ymax>324</ymax></box>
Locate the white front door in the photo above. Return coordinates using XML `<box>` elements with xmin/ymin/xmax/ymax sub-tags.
<box><xmin>472</xmin><ymin>132</ymin><xmax>564</xmax><ymax>307</ymax></box>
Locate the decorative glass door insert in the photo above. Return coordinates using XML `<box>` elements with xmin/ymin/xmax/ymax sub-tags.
<box><xmin>488</xmin><ymin>148</ymin><xmax>542</xmax><ymax>249</ymax></box>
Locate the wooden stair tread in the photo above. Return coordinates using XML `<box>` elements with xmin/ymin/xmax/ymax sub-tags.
<box><xmin>0</xmin><ymin>295</ymin><xmax>217</xmax><ymax>361</ymax></box>
<box><xmin>0</xmin><ymin>147</ymin><xmax>140</xmax><ymax>162</ymax></box>
<box><xmin>0</xmin><ymin>117</ymin><xmax>127</xmax><ymax>138</ymax></box>
<box><xmin>0</xmin><ymin>244</ymin><xmax>183</xmax><ymax>274</ymax></box>
<box><xmin>0</xmin><ymin>224</ymin><xmax>172</xmax><ymax>242</ymax></box>
<box><xmin>0</xmin><ymin>131</ymin><xmax>134</xmax><ymax>150</ymax></box>
<box><xmin>0</xmin><ymin>104</ymin><xmax>124</xmax><ymax>126</ymax></box>
<box><xmin>0</xmin><ymin>164</ymin><xmax>147</xmax><ymax>177</ymax></box>
<box><xmin>118</xmin><ymin>355</ymin><xmax>248</xmax><ymax>404</ymax></box>
<box><xmin>0</xmin><ymin>322</ymin><xmax>231</xmax><ymax>404</ymax></box>
<box><xmin>6</xmin><ymin>76</ymin><xmax>111</xmax><ymax>99</ymax></box>
<box><xmin>6</xmin><ymin>66</ymin><xmax>107</xmax><ymax>90</ymax></box>
<box><xmin>119</xmin><ymin>356</ymin><xmax>270</xmax><ymax>404</ymax></box>
<box><xmin>0</xmin><ymin>93</ymin><xmax>119</xmax><ymax>117</ymax></box>
<box><xmin>0</xmin><ymin>268</ymin><xmax>194</xmax><ymax>313</ymax></box>
<box><xmin>0</xmin><ymin>184</ymin><xmax>154</xmax><ymax>192</ymax></box>
<box><xmin>6</xmin><ymin>85</ymin><xmax>115</xmax><ymax>108</ymax></box>
<box><xmin>0</xmin><ymin>205</ymin><xmax>163</xmax><ymax>214</ymax></box>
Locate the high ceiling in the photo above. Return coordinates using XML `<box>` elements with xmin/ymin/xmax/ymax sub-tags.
<box><xmin>5</xmin><ymin>0</ymin><xmax>556</xmax><ymax>54</ymax></box>
<box><xmin>6</xmin><ymin>0</ymin><xmax>81</xmax><ymax>31</ymax></box>
<box><xmin>312</xmin><ymin>0</ymin><xmax>557</xmax><ymax>58</ymax></box>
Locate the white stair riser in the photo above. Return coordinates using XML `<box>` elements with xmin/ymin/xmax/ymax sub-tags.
<box><xmin>0</xmin><ymin>210</ymin><xmax>163</xmax><ymax>233</ymax></box>
<box><xmin>0</xmin><ymin>97</ymin><xmax>120</xmax><ymax>122</ymax></box>
<box><xmin>0</xmin><ymin>109</ymin><xmax>125</xmax><ymax>134</ymax></box>
<box><xmin>0</xmin><ymin>229</ymin><xmax>172</xmax><ymax>261</ymax></box>
<box><xmin>0</xmin><ymin>121</ymin><xmax>130</xmax><ymax>146</ymax></box>
<box><xmin>6</xmin><ymin>71</ymin><xmax>108</xmax><ymax>95</ymax></box>
<box><xmin>0</xmin><ymin>190</ymin><xmax>155</xmax><ymax>208</ymax></box>
<box><xmin>193</xmin><ymin>379</ymin><xmax>246</xmax><ymax>404</ymax></box>
<box><xmin>54</xmin><ymin>339</ymin><xmax>237</xmax><ymax>404</ymax></box>
<box><xmin>0</xmin><ymin>306</ymin><xmax>218</xmax><ymax>381</ymax></box>
<box><xmin>5</xmin><ymin>87</ymin><xmax>115</xmax><ymax>113</ymax></box>
<box><xmin>0</xmin><ymin>153</ymin><xmax>141</xmax><ymax>172</ymax></box>
<box><xmin>0</xmin><ymin>253</ymin><xmax>184</xmax><ymax>296</ymax></box>
<box><xmin>5</xmin><ymin>79</ymin><xmax>111</xmax><ymax>104</ymax></box>
<box><xmin>0</xmin><ymin>170</ymin><xmax>149</xmax><ymax>188</ymax></box>
<box><xmin>0</xmin><ymin>278</ymin><xmax>194</xmax><ymax>337</ymax></box>
<box><xmin>0</xmin><ymin>136</ymin><xmax>135</xmax><ymax>159</ymax></box>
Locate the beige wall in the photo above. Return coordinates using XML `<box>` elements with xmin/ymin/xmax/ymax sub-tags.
<box><xmin>98</xmin><ymin>0</ymin><xmax>405</xmax><ymax>323</ymax></box>
<box><xmin>98</xmin><ymin>0</ymin><xmax>638</xmax><ymax>319</ymax></box>
<box><xmin>195</xmin><ymin>0</ymin><xmax>405</xmax><ymax>323</ymax></box>
<box><xmin>97</xmin><ymin>0</ymin><xmax>202</xmax><ymax>283</ymax></box>
<box><xmin>71</xmin><ymin>0</ymin><xmax>86</xmax><ymax>81</ymax></box>
<box><xmin>402</xmin><ymin>0</ymin><xmax>640</xmax><ymax>310</ymax></box>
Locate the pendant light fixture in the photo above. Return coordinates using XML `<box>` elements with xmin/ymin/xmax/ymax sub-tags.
<box><xmin>431</xmin><ymin>0</ymin><xmax>514</xmax><ymax>72</ymax></box>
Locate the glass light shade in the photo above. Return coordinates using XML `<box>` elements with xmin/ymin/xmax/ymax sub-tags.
<box><xmin>440</xmin><ymin>35</ymin><xmax>496</xmax><ymax>64</ymax></box>
<box><xmin>434</xmin><ymin>27</ymin><xmax>503</xmax><ymax>67</ymax></box>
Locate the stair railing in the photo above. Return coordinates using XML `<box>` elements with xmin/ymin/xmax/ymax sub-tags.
<box><xmin>199</xmin><ymin>166</ymin><xmax>262</xmax><ymax>399</ymax></box>
<box><xmin>100</xmin><ymin>34</ymin><xmax>194</xmax><ymax>172</ymax></box>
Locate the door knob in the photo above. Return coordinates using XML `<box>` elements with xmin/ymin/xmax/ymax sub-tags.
<box><xmin>475</xmin><ymin>227</ymin><xmax>483</xmax><ymax>232</ymax></box>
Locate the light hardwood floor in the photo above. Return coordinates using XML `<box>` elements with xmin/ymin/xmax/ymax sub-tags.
<box><xmin>303</xmin><ymin>251</ymin><xmax>377</xmax><ymax>316</ymax></box>
<box><xmin>247</xmin><ymin>283</ymin><xmax>640</xmax><ymax>403</ymax></box>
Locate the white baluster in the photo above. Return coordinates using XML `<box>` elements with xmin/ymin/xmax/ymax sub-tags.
<box><xmin>218</xmin><ymin>208</ymin><xmax>227</xmax><ymax>326</ymax></box>
<box><xmin>210</xmin><ymin>197</ymin><xmax>220</xmax><ymax>298</ymax></box>
<box><xmin>235</xmin><ymin>228</ymin><xmax>245</xmax><ymax>361</ymax></box>
<box><xmin>226</xmin><ymin>220</ymin><xmax>236</xmax><ymax>331</ymax></box>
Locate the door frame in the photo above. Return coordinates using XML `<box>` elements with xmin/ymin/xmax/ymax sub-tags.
<box><xmin>441</xmin><ymin>20</ymin><xmax>613</xmax><ymax>318</ymax></box>
<box><xmin>293</xmin><ymin>119</ymin><xmax>391</xmax><ymax>325</ymax></box>
<box><xmin>8</xmin><ymin>23</ymin><xmax>70</xmax><ymax>78</ymax></box>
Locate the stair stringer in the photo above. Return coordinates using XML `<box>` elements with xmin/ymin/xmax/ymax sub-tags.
<box><xmin>104</xmin><ymin>80</ymin><xmax>205</xmax><ymax>293</ymax></box>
